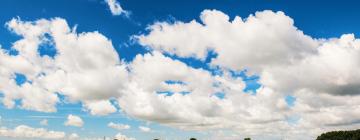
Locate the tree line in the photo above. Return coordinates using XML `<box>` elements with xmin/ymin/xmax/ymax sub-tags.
<box><xmin>316</xmin><ymin>129</ymin><xmax>360</xmax><ymax>140</ymax></box>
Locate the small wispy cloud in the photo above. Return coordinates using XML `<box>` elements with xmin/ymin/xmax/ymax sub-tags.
<box><xmin>105</xmin><ymin>0</ymin><xmax>129</xmax><ymax>17</ymax></box>
<box><xmin>40</xmin><ymin>119</ymin><xmax>48</xmax><ymax>126</ymax></box>
<box><xmin>108</xmin><ymin>122</ymin><xmax>131</xmax><ymax>130</ymax></box>
<box><xmin>139</xmin><ymin>126</ymin><xmax>151</xmax><ymax>132</ymax></box>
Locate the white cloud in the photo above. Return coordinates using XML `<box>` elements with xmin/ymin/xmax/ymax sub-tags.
<box><xmin>64</xmin><ymin>114</ymin><xmax>84</xmax><ymax>127</ymax></box>
<box><xmin>260</xmin><ymin>34</ymin><xmax>360</xmax><ymax>96</ymax></box>
<box><xmin>69</xmin><ymin>133</ymin><xmax>79</xmax><ymax>139</ymax></box>
<box><xmin>114</xmin><ymin>132</ymin><xmax>136</xmax><ymax>140</ymax></box>
<box><xmin>136</xmin><ymin>10</ymin><xmax>317</xmax><ymax>72</ymax></box>
<box><xmin>0</xmin><ymin>125</ymin><xmax>65</xmax><ymax>139</ymax></box>
<box><xmin>0</xmin><ymin>17</ymin><xmax>128</xmax><ymax>114</ymax></box>
<box><xmin>116</xmin><ymin>52</ymin><xmax>287</xmax><ymax>134</ymax></box>
<box><xmin>83</xmin><ymin>100</ymin><xmax>117</xmax><ymax>116</ymax></box>
<box><xmin>138</xmin><ymin>126</ymin><xmax>151</xmax><ymax>132</ymax></box>
<box><xmin>105</xmin><ymin>0</ymin><xmax>128</xmax><ymax>16</ymax></box>
<box><xmin>40</xmin><ymin>119</ymin><xmax>48</xmax><ymax>126</ymax></box>
<box><xmin>135</xmin><ymin>9</ymin><xmax>360</xmax><ymax>139</ymax></box>
<box><xmin>108</xmin><ymin>122</ymin><xmax>131</xmax><ymax>131</ymax></box>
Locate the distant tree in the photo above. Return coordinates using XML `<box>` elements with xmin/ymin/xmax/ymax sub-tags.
<box><xmin>244</xmin><ymin>138</ymin><xmax>251</xmax><ymax>140</ymax></box>
<box><xmin>316</xmin><ymin>129</ymin><xmax>360</xmax><ymax>140</ymax></box>
<box><xmin>190</xmin><ymin>138</ymin><xmax>197</xmax><ymax>140</ymax></box>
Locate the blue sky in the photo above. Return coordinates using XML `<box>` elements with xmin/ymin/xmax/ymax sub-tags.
<box><xmin>1</xmin><ymin>0</ymin><xmax>360</xmax><ymax>140</ymax></box>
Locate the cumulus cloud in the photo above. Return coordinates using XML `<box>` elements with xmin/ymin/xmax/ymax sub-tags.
<box><xmin>0</xmin><ymin>125</ymin><xmax>65</xmax><ymax>139</ymax></box>
<box><xmin>64</xmin><ymin>114</ymin><xmax>84</xmax><ymax>127</ymax></box>
<box><xmin>0</xmin><ymin>17</ymin><xmax>128</xmax><ymax>115</ymax></box>
<box><xmin>136</xmin><ymin>9</ymin><xmax>360</xmax><ymax>97</ymax></box>
<box><xmin>115</xmin><ymin>51</ymin><xmax>289</xmax><ymax>135</ymax></box>
<box><xmin>136</xmin><ymin>10</ymin><xmax>318</xmax><ymax>71</ymax></box>
<box><xmin>135</xmin><ymin>9</ymin><xmax>360</xmax><ymax>138</ymax></box>
<box><xmin>83</xmin><ymin>100</ymin><xmax>117</xmax><ymax>116</ymax></box>
<box><xmin>108</xmin><ymin>122</ymin><xmax>131</xmax><ymax>131</ymax></box>
<box><xmin>105</xmin><ymin>0</ymin><xmax>128</xmax><ymax>16</ymax></box>
<box><xmin>138</xmin><ymin>126</ymin><xmax>151</xmax><ymax>132</ymax></box>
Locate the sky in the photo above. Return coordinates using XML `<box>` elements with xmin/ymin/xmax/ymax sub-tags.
<box><xmin>0</xmin><ymin>0</ymin><xmax>360</xmax><ymax>140</ymax></box>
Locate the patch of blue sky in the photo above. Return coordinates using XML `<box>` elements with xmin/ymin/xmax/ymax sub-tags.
<box><xmin>14</xmin><ymin>73</ymin><xmax>27</xmax><ymax>86</ymax></box>
<box><xmin>163</xmin><ymin>50</ymin><xmax>221</xmax><ymax>75</ymax></box>
<box><xmin>230</xmin><ymin>70</ymin><xmax>262</xmax><ymax>94</ymax></box>
<box><xmin>286</xmin><ymin>115</ymin><xmax>300</xmax><ymax>125</ymax></box>
<box><xmin>0</xmin><ymin>32</ymin><xmax>21</xmax><ymax>56</ymax></box>
<box><xmin>156</xmin><ymin>91</ymin><xmax>175</xmax><ymax>96</ymax></box>
<box><xmin>0</xmin><ymin>43</ymin><xmax>19</xmax><ymax>56</ymax></box>
<box><xmin>4</xmin><ymin>48</ymin><xmax>19</xmax><ymax>56</ymax></box>
<box><xmin>38</xmin><ymin>40</ymin><xmax>57</xmax><ymax>58</ymax></box>
<box><xmin>214</xmin><ymin>92</ymin><xmax>226</xmax><ymax>99</ymax></box>
<box><xmin>117</xmin><ymin>43</ymin><xmax>150</xmax><ymax>62</ymax></box>
<box><xmin>285</xmin><ymin>95</ymin><xmax>296</xmax><ymax>107</ymax></box>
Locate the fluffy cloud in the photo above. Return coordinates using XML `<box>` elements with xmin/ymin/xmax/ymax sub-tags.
<box><xmin>64</xmin><ymin>114</ymin><xmax>84</xmax><ymax>127</ymax></box>
<box><xmin>116</xmin><ymin>51</ymin><xmax>289</xmax><ymax>134</ymax></box>
<box><xmin>0</xmin><ymin>17</ymin><xmax>128</xmax><ymax>115</ymax></box>
<box><xmin>138</xmin><ymin>126</ymin><xmax>151</xmax><ymax>132</ymax></box>
<box><xmin>0</xmin><ymin>125</ymin><xmax>65</xmax><ymax>139</ymax></box>
<box><xmin>114</xmin><ymin>133</ymin><xmax>136</xmax><ymax>140</ymax></box>
<box><xmin>108</xmin><ymin>122</ymin><xmax>131</xmax><ymax>130</ymax></box>
<box><xmin>260</xmin><ymin>34</ymin><xmax>360</xmax><ymax>96</ymax></box>
<box><xmin>137</xmin><ymin>9</ymin><xmax>360</xmax><ymax>97</ymax></box>
<box><xmin>135</xmin><ymin>9</ymin><xmax>360</xmax><ymax>138</ymax></box>
<box><xmin>105</xmin><ymin>0</ymin><xmax>128</xmax><ymax>16</ymax></box>
<box><xmin>136</xmin><ymin>10</ymin><xmax>318</xmax><ymax>72</ymax></box>
<box><xmin>83</xmin><ymin>100</ymin><xmax>117</xmax><ymax>116</ymax></box>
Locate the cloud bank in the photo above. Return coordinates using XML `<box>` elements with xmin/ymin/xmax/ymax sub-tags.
<box><xmin>0</xmin><ymin>125</ymin><xmax>65</xmax><ymax>139</ymax></box>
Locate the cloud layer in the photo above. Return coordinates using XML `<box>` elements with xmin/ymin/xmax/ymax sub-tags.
<box><xmin>1</xmin><ymin>9</ymin><xmax>360</xmax><ymax>139</ymax></box>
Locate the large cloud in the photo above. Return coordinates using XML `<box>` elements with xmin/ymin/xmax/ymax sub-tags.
<box><xmin>136</xmin><ymin>10</ymin><xmax>318</xmax><ymax>72</ymax></box>
<box><xmin>0</xmin><ymin>17</ymin><xmax>127</xmax><ymax>114</ymax></box>
<box><xmin>136</xmin><ymin>9</ymin><xmax>360</xmax><ymax>97</ymax></box>
<box><xmin>118</xmin><ymin>52</ymin><xmax>288</xmax><ymax>133</ymax></box>
<box><xmin>135</xmin><ymin>9</ymin><xmax>360</xmax><ymax>139</ymax></box>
